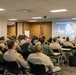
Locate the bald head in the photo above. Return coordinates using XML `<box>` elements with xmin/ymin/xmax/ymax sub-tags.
<box><xmin>35</xmin><ymin>44</ymin><xmax>42</xmax><ymax>53</ymax></box>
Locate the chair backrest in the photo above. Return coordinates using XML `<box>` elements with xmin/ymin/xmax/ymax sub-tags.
<box><xmin>21</xmin><ymin>42</ymin><xmax>30</xmax><ymax>52</ymax></box>
<box><xmin>52</xmin><ymin>49</ymin><xmax>60</xmax><ymax>53</ymax></box>
<box><xmin>28</xmin><ymin>61</ymin><xmax>47</xmax><ymax>75</ymax></box>
<box><xmin>4</xmin><ymin>60</ymin><xmax>20</xmax><ymax>74</ymax></box>
<box><xmin>62</xmin><ymin>45</ymin><xmax>72</xmax><ymax>48</ymax></box>
<box><xmin>21</xmin><ymin>43</ymin><xmax>31</xmax><ymax>59</ymax></box>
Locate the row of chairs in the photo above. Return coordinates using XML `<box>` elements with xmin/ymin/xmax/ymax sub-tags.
<box><xmin>0</xmin><ymin>60</ymin><xmax>48</xmax><ymax>75</ymax></box>
<box><xmin>0</xmin><ymin>60</ymin><xmax>22</xmax><ymax>75</ymax></box>
<box><xmin>0</xmin><ymin>60</ymin><xmax>61</xmax><ymax>75</ymax></box>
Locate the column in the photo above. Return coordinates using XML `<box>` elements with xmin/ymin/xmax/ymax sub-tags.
<box><xmin>17</xmin><ymin>22</ymin><xmax>23</xmax><ymax>36</ymax></box>
<box><xmin>0</xmin><ymin>17</ymin><xmax>7</xmax><ymax>38</ymax></box>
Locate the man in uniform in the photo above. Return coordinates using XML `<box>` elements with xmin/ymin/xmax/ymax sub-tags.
<box><xmin>27</xmin><ymin>44</ymin><xmax>61</xmax><ymax>73</ymax></box>
<box><xmin>49</xmin><ymin>37</ymin><xmax>62</xmax><ymax>50</ymax></box>
<box><xmin>4</xmin><ymin>41</ymin><xmax>28</xmax><ymax>74</ymax></box>
<box><xmin>63</xmin><ymin>37</ymin><xmax>74</xmax><ymax>48</ymax></box>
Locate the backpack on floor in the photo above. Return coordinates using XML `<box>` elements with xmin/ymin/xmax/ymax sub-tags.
<box><xmin>69</xmin><ymin>55</ymin><xmax>76</xmax><ymax>67</ymax></box>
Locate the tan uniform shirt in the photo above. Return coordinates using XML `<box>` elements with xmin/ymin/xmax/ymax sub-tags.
<box><xmin>0</xmin><ymin>42</ymin><xmax>6</xmax><ymax>49</ymax></box>
<box><xmin>49</xmin><ymin>42</ymin><xmax>62</xmax><ymax>50</ymax></box>
<box><xmin>20</xmin><ymin>39</ymin><xmax>26</xmax><ymax>45</ymax></box>
<box><xmin>4</xmin><ymin>49</ymin><xmax>28</xmax><ymax>68</ymax></box>
<box><xmin>15</xmin><ymin>42</ymin><xmax>21</xmax><ymax>51</ymax></box>
<box><xmin>71</xmin><ymin>39</ymin><xmax>76</xmax><ymax>45</ymax></box>
<box><xmin>27</xmin><ymin>53</ymin><xmax>61</xmax><ymax>72</ymax></box>
<box><xmin>63</xmin><ymin>41</ymin><xmax>74</xmax><ymax>47</ymax></box>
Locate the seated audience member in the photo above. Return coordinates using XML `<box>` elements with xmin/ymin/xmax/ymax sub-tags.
<box><xmin>4</xmin><ymin>34</ymin><xmax>12</xmax><ymax>44</ymax></box>
<box><xmin>12</xmin><ymin>35</ymin><xmax>21</xmax><ymax>46</ymax></box>
<box><xmin>0</xmin><ymin>37</ymin><xmax>8</xmax><ymax>52</ymax></box>
<box><xmin>40</xmin><ymin>38</ymin><xmax>54</xmax><ymax>56</ymax></box>
<box><xmin>21</xmin><ymin>38</ymin><xmax>35</xmax><ymax>53</ymax></box>
<box><xmin>19</xmin><ymin>38</ymin><xmax>35</xmax><ymax>60</ymax></box>
<box><xmin>33</xmin><ymin>37</ymin><xmax>41</xmax><ymax>46</ymax></box>
<box><xmin>42</xmin><ymin>36</ymin><xmax>49</xmax><ymax>44</ymax></box>
<box><xmin>18</xmin><ymin>34</ymin><xmax>22</xmax><ymax>43</ymax></box>
<box><xmin>33</xmin><ymin>37</ymin><xmax>39</xmax><ymax>45</ymax></box>
<box><xmin>13</xmin><ymin>36</ymin><xmax>21</xmax><ymax>51</ymax></box>
<box><xmin>63</xmin><ymin>37</ymin><xmax>74</xmax><ymax>64</ymax></box>
<box><xmin>0</xmin><ymin>49</ymin><xmax>4</xmax><ymax>66</ymax></box>
<box><xmin>57</xmin><ymin>36</ymin><xmax>61</xmax><ymax>44</ymax></box>
<box><xmin>20</xmin><ymin>35</ymin><xmax>28</xmax><ymax>45</ymax></box>
<box><xmin>48</xmin><ymin>37</ymin><xmax>52</xmax><ymax>43</ymax></box>
<box><xmin>71</xmin><ymin>37</ymin><xmax>76</xmax><ymax>46</ymax></box>
<box><xmin>4</xmin><ymin>41</ymin><xmax>28</xmax><ymax>73</ymax></box>
<box><xmin>31</xmin><ymin>35</ymin><xmax>36</xmax><ymax>45</ymax></box>
<box><xmin>61</xmin><ymin>37</ymin><xmax>66</xmax><ymax>45</ymax></box>
<box><xmin>26</xmin><ymin>38</ymin><xmax>35</xmax><ymax>53</ymax></box>
<box><xmin>35</xmin><ymin>41</ymin><xmax>41</xmax><ymax>46</ymax></box>
<box><xmin>27</xmin><ymin>44</ymin><xmax>61</xmax><ymax>72</ymax></box>
<box><xmin>40</xmin><ymin>38</ymin><xmax>56</xmax><ymax>64</ymax></box>
<box><xmin>49</xmin><ymin>37</ymin><xmax>62</xmax><ymax>52</ymax></box>
<box><xmin>63</xmin><ymin>37</ymin><xmax>74</xmax><ymax>48</ymax></box>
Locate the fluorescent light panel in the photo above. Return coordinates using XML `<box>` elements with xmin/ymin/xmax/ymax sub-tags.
<box><xmin>0</xmin><ymin>8</ymin><xmax>5</xmax><ymax>11</ymax></box>
<box><xmin>72</xmin><ymin>18</ymin><xmax>76</xmax><ymax>20</ymax></box>
<box><xmin>50</xmin><ymin>9</ymin><xmax>67</xmax><ymax>13</ymax></box>
<box><xmin>8</xmin><ymin>19</ymin><xmax>17</xmax><ymax>21</ymax></box>
<box><xmin>29</xmin><ymin>20</ymin><xmax>37</xmax><ymax>22</ymax></box>
<box><xmin>31</xmin><ymin>17</ymin><xmax>42</xmax><ymax>19</ymax></box>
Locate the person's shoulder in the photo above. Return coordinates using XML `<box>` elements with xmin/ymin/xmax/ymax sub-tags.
<box><xmin>4</xmin><ymin>51</ymin><xmax>9</xmax><ymax>56</ymax></box>
<box><xmin>42</xmin><ymin>44</ymin><xmax>49</xmax><ymax>47</ymax></box>
<box><xmin>27</xmin><ymin>53</ymin><xmax>36</xmax><ymax>60</ymax></box>
<box><xmin>41</xmin><ymin>53</ymin><xmax>49</xmax><ymax>57</ymax></box>
<box><xmin>11</xmin><ymin>50</ymin><xmax>17</xmax><ymax>53</ymax></box>
<box><xmin>9</xmin><ymin>50</ymin><xmax>18</xmax><ymax>55</ymax></box>
<box><xmin>28</xmin><ymin>53</ymin><xmax>35</xmax><ymax>57</ymax></box>
<box><xmin>50</xmin><ymin>42</ymin><xmax>54</xmax><ymax>45</ymax></box>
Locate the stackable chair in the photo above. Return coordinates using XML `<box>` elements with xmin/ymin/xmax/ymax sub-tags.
<box><xmin>28</xmin><ymin>61</ymin><xmax>52</xmax><ymax>75</ymax></box>
<box><xmin>4</xmin><ymin>60</ymin><xmax>21</xmax><ymax>75</ymax></box>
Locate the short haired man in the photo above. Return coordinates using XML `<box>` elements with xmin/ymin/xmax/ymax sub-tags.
<box><xmin>49</xmin><ymin>37</ymin><xmax>62</xmax><ymax>50</ymax></box>
<box><xmin>27</xmin><ymin>44</ymin><xmax>61</xmax><ymax>72</ymax></box>
<box><xmin>4</xmin><ymin>41</ymin><xmax>28</xmax><ymax>74</ymax></box>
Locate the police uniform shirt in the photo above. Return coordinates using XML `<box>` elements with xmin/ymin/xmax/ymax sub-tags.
<box><xmin>27</xmin><ymin>53</ymin><xmax>61</xmax><ymax>72</ymax></box>
<box><xmin>15</xmin><ymin>42</ymin><xmax>21</xmax><ymax>51</ymax></box>
<box><xmin>4</xmin><ymin>49</ymin><xmax>28</xmax><ymax>68</ymax></box>
<box><xmin>20</xmin><ymin>39</ymin><xmax>26</xmax><ymax>45</ymax></box>
<box><xmin>49</xmin><ymin>42</ymin><xmax>62</xmax><ymax>50</ymax></box>
<box><xmin>27</xmin><ymin>53</ymin><xmax>53</xmax><ymax>71</ymax></box>
<box><xmin>63</xmin><ymin>41</ymin><xmax>74</xmax><ymax>47</ymax></box>
<box><xmin>0</xmin><ymin>42</ymin><xmax>6</xmax><ymax>49</ymax></box>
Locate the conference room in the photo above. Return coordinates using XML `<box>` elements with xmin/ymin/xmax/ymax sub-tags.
<box><xmin>0</xmin><ymin>0</ymin><xmax>76</xmax><ymax>75</ymax></box>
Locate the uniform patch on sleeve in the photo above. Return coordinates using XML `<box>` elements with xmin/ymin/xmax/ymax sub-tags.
<box><xmin>19</xmin><ymin>54</ymin><xmax>23</xmax><ymax>59</ymax></box>
<box><xmin>0</xmin><ymin>51</ymin><xmax>2</xmax><ymax>54</ymax></box>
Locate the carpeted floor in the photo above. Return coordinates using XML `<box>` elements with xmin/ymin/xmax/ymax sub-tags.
<box><xmin>61</xmin><ymin>65</ymin><xmax>76</xmax><ymax>75</ymax></box>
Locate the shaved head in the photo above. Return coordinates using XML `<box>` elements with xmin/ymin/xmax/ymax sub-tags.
<box><xmin>35</xmin><ymin>44</ymin><xmax>42</xmax><ymax>53</ymax></box>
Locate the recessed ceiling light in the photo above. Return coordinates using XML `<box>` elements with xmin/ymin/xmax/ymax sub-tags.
<box><xmin>31</xmin><ymin>17</ymin><xmax>42</xmax><ymax>19</ymax></box>
<box><xmin>8</xmin><ymin>19</ymin><xmax>18</xmax><ymax>21</ymax></box>
<box><xmin>50</xmin><ymin>9</ymin><xmax>67</xmax><ymax>13</ymax></box>
<box><xmin>72</xmin><ymin>18</ymin><xmax>76</xmax><ymax>20</ymax></box>
<box><xmin>28</xmin><ymin>20</ymin><xmax>37</xmax><ymax>22</ymax></box>
<box><xmin>0</xmin><ymin>8</ymin><xmax>5</xmax><ymax>11</ymax></box>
